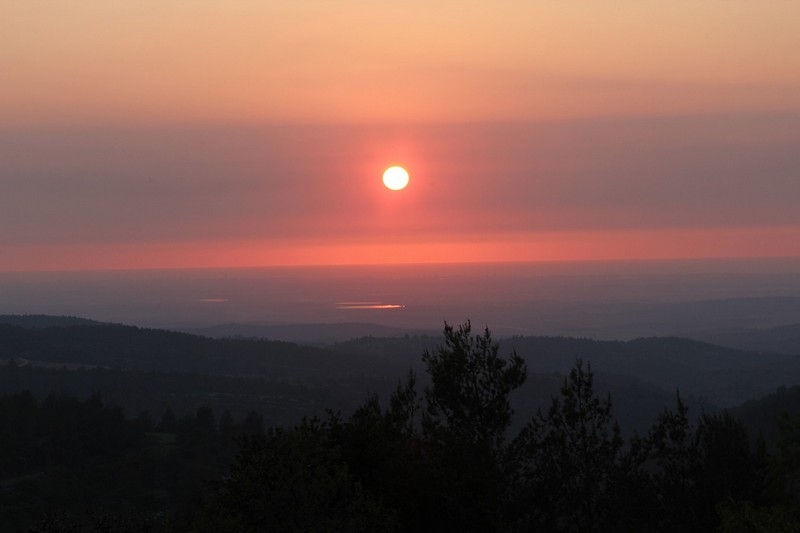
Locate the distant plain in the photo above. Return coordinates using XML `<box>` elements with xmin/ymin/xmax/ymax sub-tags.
<box><xmin>3</xmin><ymin>258</ymin><xmax>800</xmax><ymax>341</ymax></box>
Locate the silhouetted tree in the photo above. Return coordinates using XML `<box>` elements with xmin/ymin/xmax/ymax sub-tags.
<box><xmin>422</xmin><ymin>321</ymin><xmax>527</xmax><ymax>450</ymax></box>
<box><xmin>236</xmin><ymin>411</ymin><xmax>265</xmax><ymax>436</ymax></box>
<box><xmin>769</xmin><ymin>412</ymin><xmax>800</xmax><ymax>506</ymax></box>
<box><xmin>420</xmin><ymin>322</ymin><xmax>526</xmax><ymax>532</ymax></box>
<box><xmin>200</xmin><ymin>418</ymin><xmax>397</xmax><ymax>532</ymax></box>
<box><xmin>156</xmin><ymin>408</ymin><xmax>177</xmax><ymax>432</ymax></box>
<box><xmin>646</xmin><ymin>394</ymin><xmax>702</xmax><ymax>530</ymax></box>
<box><xmin>696</xmin><ymin>411</ymin><xmax>761</xmax><ymax>506</ymax></box>
<box><xmin>509</xmin><ymin>360</ymin><xmax>624</xmax><ymax>532</ymax></box>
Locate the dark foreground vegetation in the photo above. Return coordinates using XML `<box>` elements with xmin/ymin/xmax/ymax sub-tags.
<box><xmin>2</xmin><ymin>322</ymin><xmax>800</xmax><ymax>531</ymax></box>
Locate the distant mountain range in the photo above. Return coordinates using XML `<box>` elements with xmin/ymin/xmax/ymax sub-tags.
<box><xmin>690</xmin><ymin>323</ymin><xmax>800</xmax><ymax>356</ymax></box>
<box><xmin>170</xmin><ymin>315</ymin><xmax>800</xmax><ymax>360</ymax></box>
<box><xmin>176</xmin><ymin>322</ymin><xmax>438</xmax><ymax>344</ymax></box>
<box><xmin>0</xmin><ymin>314</ymin><xmax>102</xmax><ymax>328</ymax></box>
<box><xmin>3</xmin><ymin>314</ymin><xmax>800</xmax><ymax>435</ymax></box>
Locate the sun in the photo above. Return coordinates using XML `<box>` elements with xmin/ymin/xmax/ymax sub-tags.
<box><xmin>382</xmin><ymin>166</ymin><xmax>409</xmax><ymax>191</ymax></box>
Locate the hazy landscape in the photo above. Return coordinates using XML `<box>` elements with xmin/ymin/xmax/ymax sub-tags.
<box><xmin>5</xmin><ymin>258</ymin><xmax>800</xmax><ymax>336</ymax></box>
<box><xmin>5</xmin><ymin>1</ymin><xmax>800</xmax><ymax>531</ymax></box>
<box><xmin>3</xmin><ymin>256</ymin><xmax>800</xmax><ymax>406</ymax></box>
<box><xmin>3</xmin><ymin>258</ymin><xmax>800</xmax><ymax>529</ymax></box>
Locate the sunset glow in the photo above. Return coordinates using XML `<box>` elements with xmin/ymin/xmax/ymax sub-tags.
<box><xmin>6</xmin><ymin>4</ymin><xmax>800</xmax><ymax>527</ymax></box>
<box><xmin>1</xmin><ymin>2</ymin><xmax>799</xmax><ymax>272</ymax></box>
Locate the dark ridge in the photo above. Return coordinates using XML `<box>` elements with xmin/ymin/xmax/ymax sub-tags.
<box><xmin>0</xmin><ymin>314</ymin><xmax>104</xmax><ymax>328</ymax></box>
<box><xmin>691</xmin><ymin>322</ymin><xmax>800</xmax><ymax>355</ymax></box>
<box><xmin>0</xmin><ymin>322</ymin><xmax>405</xmax><ymax>378</ymax></box>
<box><xmin>176</xmin><ymin>322</ymin><xmax>437</xmax><ymax>344</ymax></box>
<box><xmin>3</xmin><ymin>315</ymin><xmax>800</xmax><ymax>410</ymax></box>
<box><xmin>730</xmin><ymin>382</ymin><xmax>800</xmax><ymax>444</ymax></box>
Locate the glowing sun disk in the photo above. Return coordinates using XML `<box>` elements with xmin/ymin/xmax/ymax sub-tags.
<box><xmin>383</xmin><ymin>166</ymin><xmax>409</xmax><ymax>190</ymax></box>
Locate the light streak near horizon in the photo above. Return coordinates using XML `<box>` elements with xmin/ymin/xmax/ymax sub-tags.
<box><xmin>336</xmin><ymin>301</ymin><xmax>405</xmax><ymax>310</ymax></box>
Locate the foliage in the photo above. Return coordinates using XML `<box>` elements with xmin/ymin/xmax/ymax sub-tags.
<box><xmin>4</xmin><ymin>321</ymin><xmax>800</xmax><ymax>531</ymax></box>
<box><xmin>509</xmin><ymin>360</ymin><xmax>624</xmax><ymax>532</ymax></box>
<box><xmin>717</xmin><ymin>501</ymin><xmax>800</xmax><ymax>533</ymax></box>
<box><xmin>199</xmin><ymin>419</ymin><xmax>397</xmax><ymax>533</ymax></box>
<box><xmin>419</xmin><ymin>322</ymin><xmax>527</xmax><ymax>532</ymax></box>
<box><xmin>422</xmin><ymin>321</ymin><xmax>526</xmax><ymax>450</ymax></box>
<box><xmin>766</xmin><ymin>412</ymin><xmax>800</xmax><ymax>509</ymax></box>
<box><xmin>0</xmin><ymin>393</ymin><xmax>263</xmax><ymax>531</ymax></box>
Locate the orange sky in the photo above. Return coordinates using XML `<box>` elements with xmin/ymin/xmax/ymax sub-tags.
<box><xmin>5</xmin><ymin>226</ymin><xmax>800</xmax><ymax>273</ymax></box>
<box><xmin>4</xmin><ymin>2</ymin><xmax>800</xmax><ymax>125</ymax></box>
<box><xmin>2</xmin><ymin>2</ymin><xmax>800</xmax><ymax>271</ymax></box>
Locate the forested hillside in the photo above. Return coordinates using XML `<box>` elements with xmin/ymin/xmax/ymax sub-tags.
<box><xmin>3</xmin><ymin>315</ymin><xmax>800</xmax><ymax>531</ymax></box>
<box><xmin>3</xmin><ymin>323</ymin><xmax>800</xmax><ymax>531</ymax></box>
<box><xmin>338</xmin><ymin>333</ymin><xmax>800</xmax><ymax>407</ymax></box>
<box><xmin>3</xmin><ymin>315</ymin><xmax>800</xmax><ymax>429</ymax></box>
<box><xmin>0</xmin><ymin>320</ymin><xmax>403</xmax><ymax>377</ymax></box>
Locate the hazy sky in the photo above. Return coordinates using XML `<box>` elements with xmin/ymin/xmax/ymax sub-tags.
<box><xmin>2</xmin><ymin>2</ymin><xmax>799</xmax><ymax>270</ymax></box>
